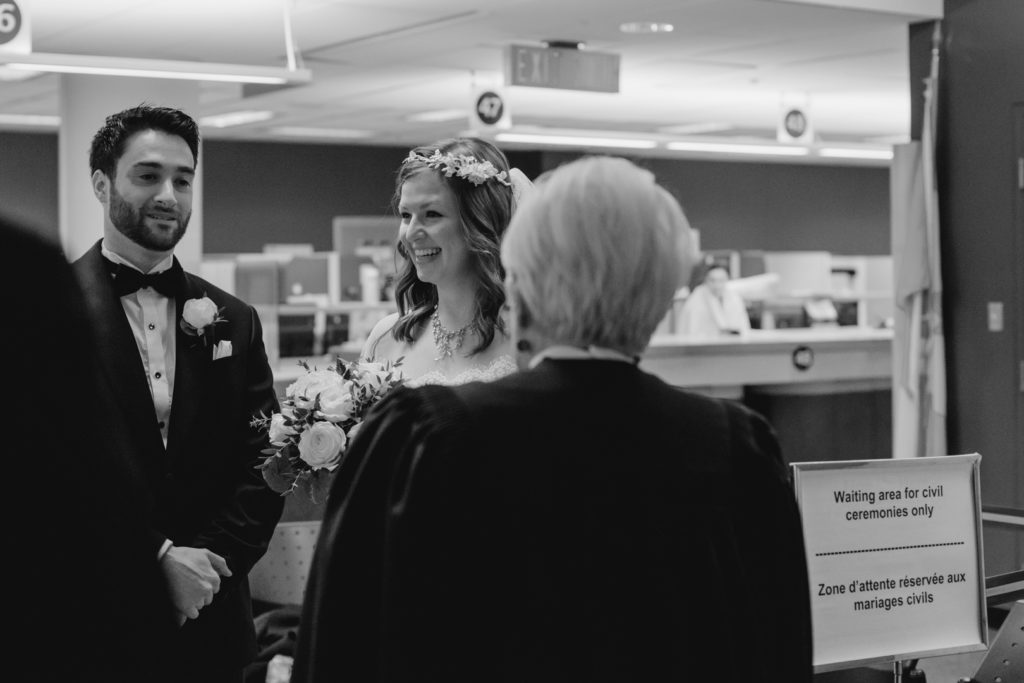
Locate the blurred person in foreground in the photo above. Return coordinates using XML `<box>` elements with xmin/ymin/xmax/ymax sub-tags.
<box><xmin>2</xmin><ymin>215</ymin><xmax>176</xmax><ymax>682</ymax></box>
<box><xmin>292</xmin><ymin>156</ymin><xmax>813</xmax><ymax>683</ymax></box>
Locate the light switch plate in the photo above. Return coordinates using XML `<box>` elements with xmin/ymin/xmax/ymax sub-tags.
<box><xmin>986</xmin><ymin>302</ymin><xmax>1003</xmax><ymax>332</ymax></box>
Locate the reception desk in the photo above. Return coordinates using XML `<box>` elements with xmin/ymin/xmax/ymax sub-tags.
<box><xmin>642</xmin><ymin>327</ymin><xmax>894</xmax><ymax>465</ymax></box>
<box><xmin>642</xmin><ymin>327</ymin><xmax>893</xmax><ymax>398</ymax></box>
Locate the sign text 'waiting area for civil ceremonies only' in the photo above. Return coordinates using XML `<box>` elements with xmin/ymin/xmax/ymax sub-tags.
<box><xmin>792</xmin><ymin>454</ymin><xmax>987</xmax><ymax>673</ymax></box>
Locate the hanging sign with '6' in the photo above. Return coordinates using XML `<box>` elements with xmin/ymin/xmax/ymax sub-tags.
<box><xmin>0</xmin><ymin>0</ymin><xmax>31</xmax><ymax>54</ymax></box>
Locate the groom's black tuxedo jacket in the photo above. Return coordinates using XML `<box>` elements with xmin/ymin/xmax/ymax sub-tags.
<box><xmin>73</xmin><ymin>240</ymin><xmax>283</xmax><ymax>673</ymax></box>
<box><xmin>294</xmin><ymin>358</ymin><xmax>813</xmax><ymax>683</ymax></box>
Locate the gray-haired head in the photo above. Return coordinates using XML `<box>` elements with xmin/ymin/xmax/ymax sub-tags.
<box><xmin>501</xmin><ymin>156</ymin><xmax>696</xmax><ymax>357</ymax></box>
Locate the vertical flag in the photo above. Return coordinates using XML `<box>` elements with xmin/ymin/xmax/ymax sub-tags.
<box><xmin>892</xmin><ymin>23</ymin><xmax>946</xmax><ymax>459</ymax></box>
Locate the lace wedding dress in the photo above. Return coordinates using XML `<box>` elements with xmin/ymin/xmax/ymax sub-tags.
<box><xmin>404</xmin><ymin>354</ymin><xmax>517</xmax><ymax>388</ymax></box>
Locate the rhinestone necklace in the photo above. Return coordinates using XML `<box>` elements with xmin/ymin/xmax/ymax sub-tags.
<box><xmin>431</xmin><ymin>309</ymin><xmax>473</xmax><ymax>361</ymax></box>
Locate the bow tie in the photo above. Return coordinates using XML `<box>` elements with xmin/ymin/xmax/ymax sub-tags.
<box><xmin>104</xmin><ymin>257</ymin><xmax>182</xmax><ymax>298</ymax></box>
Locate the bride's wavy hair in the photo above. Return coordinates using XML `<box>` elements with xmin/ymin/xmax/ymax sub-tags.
<box><xmin>390</xmin><ymin>137</ymin><xmax>514</xmax><ymax>355</ymax></box>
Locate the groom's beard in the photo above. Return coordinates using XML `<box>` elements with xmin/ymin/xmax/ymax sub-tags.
<box><xmin>109</xmin><ymin>185</ymin><xmax>190</xmax><ymax>252</ymax></box>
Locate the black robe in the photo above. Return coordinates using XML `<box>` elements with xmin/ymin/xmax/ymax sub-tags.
<box><xmin>293</xmin><ymin>359</ymin><xmax>813</xmax><ymax>683</ymax></box>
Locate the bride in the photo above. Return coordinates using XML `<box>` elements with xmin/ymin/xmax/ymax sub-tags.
<box><xmin>361</xmin><ymin>137</ymin><xmax>530</xmax><ymax>386</ymax></box>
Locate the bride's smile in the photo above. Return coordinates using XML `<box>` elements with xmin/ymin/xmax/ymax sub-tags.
<box><xmin>413</xmin><ymin>247</ymin><xmax>441</xmax><ymax>260</ymax></box>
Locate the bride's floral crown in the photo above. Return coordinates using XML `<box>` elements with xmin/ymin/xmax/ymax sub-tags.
<box><xmin>404</xmin><ymin>149</ymin><xmax>512</xmax><ymax>187</ymax></box>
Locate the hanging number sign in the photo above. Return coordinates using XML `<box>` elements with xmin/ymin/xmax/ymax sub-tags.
<box><xmin>784</xmin><ymin>109</ymin><xmax>808</xmax><ymax>139</ymax></box>
<box><xmin>0</xmin><ymin>0</ymin><xmax>30</xmax><ymax>52</ymax></box>
<box><xmin>475</xmin><ymin>91</ymin><xmax>505</xmax><ymax>126</ymax></box>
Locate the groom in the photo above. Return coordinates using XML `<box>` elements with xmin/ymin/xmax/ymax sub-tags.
<box><xmin>72</xmin><ymin>104</ymin><xmax>283</xmax><ymax>682</ymax></box>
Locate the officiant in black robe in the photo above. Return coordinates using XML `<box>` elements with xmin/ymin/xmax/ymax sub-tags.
<box><xmin>292</xmin><ymin>156</ymin><xmax>813</xmax><ymax>683</ymax></box>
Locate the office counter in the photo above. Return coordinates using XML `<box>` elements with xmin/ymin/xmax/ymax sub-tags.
<box><xmin>643</xmin><ymin>327</ymin><xmax>893</xmax><ymax>398</ymax></box>
<box><xmin>272</xmin><ymin>326</ymin><xmax>894</xmax><ymax>466</ymax></box>
<box><xmin>646</xmin><ymin>327</ymin><xmax>894</xmax><ymax>464</ymax></box>
<box><xmin>645</xmin><ymin>328</ymin><xmax>894</xmax><ymax>464</ymax></box>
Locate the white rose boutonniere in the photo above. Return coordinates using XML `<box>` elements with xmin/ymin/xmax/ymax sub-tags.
<box><xmin>180</xmin><ymin>295</ymin><xmax>227</xmax><ymax>345</ymax></box>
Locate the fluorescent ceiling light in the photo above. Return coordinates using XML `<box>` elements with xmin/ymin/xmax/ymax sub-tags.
<box><xmin>667</xmin><ymin>141</ymin><xmax>809</xmax><ymax>156</ymax></box>
<box><xmin>865</xmin><ymin>134</ymin><xmax>911</xmax><ymax>145</ymax></box>
<box><xmin>200</xmin><ymin>110</ymin><xmax>275</xmax><ymax>128</ymax></box>
<box><xmin>818</xmin><ymin>147</ymin><xmax>894</xmax><ymax>160</ymax></box>
<box><xmin>1</xmin><ymin>52</ymin><xmax>311</xmax><ymax>85</ymax></box>
<box><xmin>0</xmin><ymin>67</ymin><xmax>40</xmax><ymax>82</ymax></box>
<box><xmin>658</xmin><ymin>122</ymin><xmax>733</xmax><ymax>135</ymax></box>
<box><xmin>620</xmin><ymin>22</ymin><xmax>674</xmax><ymax>33</ymax></box>
<box><xmin>406</xmin><ymin>109</ymin><xmax>467</xmax><ymax>123</ymax></box>
<box><xmin>0</xmin><ymin>113</ymin><xmax>60</xmax><ymax>127</ymax></box>
<box><xmin>270</xmin><ymin>127</ymin><xmax>373</xmax><ymax>139</ymax></box>
<box><xmin>495</xmin><ymin>133</ymin><xmax>657</xmax><ymax>149</ymax></box>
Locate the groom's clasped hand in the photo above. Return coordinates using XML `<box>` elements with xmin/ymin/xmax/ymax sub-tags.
<box><xmin>160</xmin><ymin>545</ymin><xmax>233</xmax><ymax>625</ymax></box>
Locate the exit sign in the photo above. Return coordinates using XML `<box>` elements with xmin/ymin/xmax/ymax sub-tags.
<box><xmin>505</xmin><ymin>44</ymin><xmax>620</xmax><ymax>93</ymax></box>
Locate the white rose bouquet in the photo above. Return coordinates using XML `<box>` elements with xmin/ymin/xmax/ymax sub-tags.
<box><xmin>253</xmin><ymin>356</ymin><xmax>404</xmax><ymax>503</ymax></box>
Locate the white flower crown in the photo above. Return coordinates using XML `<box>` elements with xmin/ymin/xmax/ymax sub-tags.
<box><xmin>404</xmin><ymin>149</ymin><xmax>512</xmax><ymax>187</ymax></box>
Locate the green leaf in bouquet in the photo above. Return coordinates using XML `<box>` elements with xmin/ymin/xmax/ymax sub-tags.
<box><xmin>292</xmin><ymin>469</ymin><xmax>336</xmax><ymax>505</ymax></box>
<box><xmin>309</xmin><ymin>469</ymin><xmax>334</xmax><ymax>505</ymax></box>
<box><xmin>294</xmin><ymin>471</ymin><xmax>314</xmax><ymax>502</ymax></box>
<box><xmin>260</xmin><ymin>453</ymin><xmax>297</xmax><ymax>494</ymax></box>
<box><xmin>335</xmin><ymin>357</ymin><xmax>356</xmax><ymax>381</ymax></box>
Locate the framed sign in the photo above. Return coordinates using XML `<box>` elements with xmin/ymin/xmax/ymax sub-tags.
<box><xmin>792</xmin><ymin>454</ymin><xmax>987</xmax><ymax>672</ymax></box>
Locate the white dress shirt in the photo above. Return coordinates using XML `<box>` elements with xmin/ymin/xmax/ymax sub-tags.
<box><xmin>102</xmin><ymin>244</ymin><xmax>179</xmax><ymax>559</ymax></box>
<box><xmin>100</xmin><ymin>243</ymin><xmax>177</xmax><ymax>448</ymax></box>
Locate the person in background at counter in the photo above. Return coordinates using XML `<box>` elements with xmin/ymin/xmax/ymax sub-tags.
<box><xmin>677</xmin><ymin>263</ymin><xmax>752</xmax><ymax>336</ymax></box>
<box><xmin>360</xmin><ymin>136</ymin><xmax>533</xmax><ymax>386</ymax></box>
<box><xmin>292</xmin><ymin>156</ymin><xmax>812</xmax><ymax>682</ymax></box>
<box><xmin>71</xmin><ymin>104</ymin><xmax>283</xmax><ymax>683</ymax></box>
<box><xmin>3</xmin><ymin>214</ymin><xmax>177</xmax><ymax>682</ymax></box>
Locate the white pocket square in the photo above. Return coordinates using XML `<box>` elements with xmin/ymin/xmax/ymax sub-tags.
<box><xmin>212</xmin><ymin>340</ymin><xmax>233</xmax><ymax>361</ymax></box>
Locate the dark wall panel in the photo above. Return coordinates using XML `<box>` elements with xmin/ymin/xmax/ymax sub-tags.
<box><xmin>934</xmin><ymin>0</ymin><xmax>1024</xmax><ymax>573</ymax></box>
<box><xmin>542</xmin><ymin>151</ymin><xmax>891</xmax><ymax>255</ymax></box>
<box><xmin>0</xmin><ymin>133</ymin><xmax>889</xmax><ymax>257</ymax></box>
<box><xmin>202</xmin><ymin>142</ymin><xmax>543</xmax><ymax>254</ymax></box>
<box><xmin>202</xmin><ymin>140</ymin><xmax>408</xmax><ymax>254</ymax></box>
<box><xmin>0</xmin><ymin>131</ymin><xmax>59</xmax><ymax>242</ymax></box>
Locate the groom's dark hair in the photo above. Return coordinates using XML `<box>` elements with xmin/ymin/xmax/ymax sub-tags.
<box><xmin>89</xmin><ymin>103</ymin><xmax>200</xmax><ymax>179</ymax></box>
